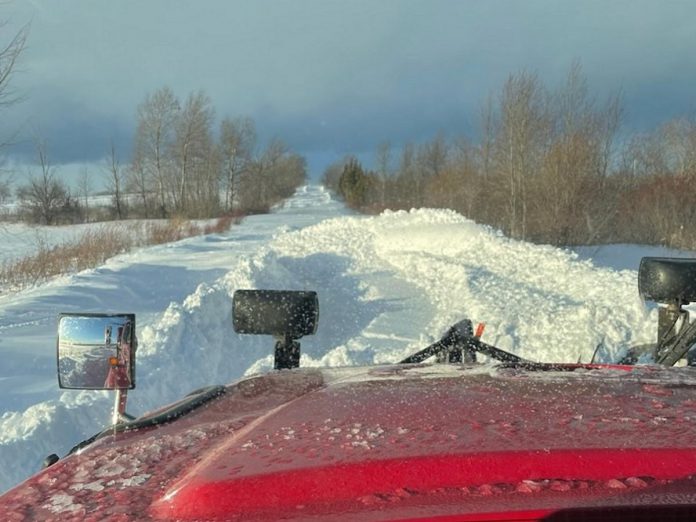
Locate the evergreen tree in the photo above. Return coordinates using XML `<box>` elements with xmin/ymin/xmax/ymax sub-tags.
<box><xmin>338</xmin><ymin>158</ymin><xmax>372</xmax><ymax>208</ymax></box>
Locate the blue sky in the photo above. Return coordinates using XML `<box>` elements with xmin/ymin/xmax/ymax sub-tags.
<box><xmin>2</xmin><ymin>0</ymin><xmax>696</xmax><ymax>181</ymax></box>
<box><xmin>59</xmin><ymin>315</ymin><xmax>130</xmax><ymax>345</ymax></box>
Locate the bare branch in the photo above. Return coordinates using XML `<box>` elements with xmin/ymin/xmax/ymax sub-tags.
<box><xmin>0</xmin><ymin>22</ymin><xmax>28</xmax><ymax>108</ymax></box>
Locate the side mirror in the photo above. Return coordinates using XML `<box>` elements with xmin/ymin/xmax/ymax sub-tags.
<box><xmin>233</xmin><ymin>290</ymin><xmax>318</xmax><ymax>338</ymax></box>
<box><xmin>233</xmin><ymin>290</ymin><xmax>318</xmax><ymax>370</ymax></box>
<box><xmin>57</xmin><ymin>313</ymin><xmax>136</xmax><ymax>390</ymax></box>
<box><xmin>638</xmin><ymin>257</ymin><xmax>696</xmax><ymax>304</ymax></box>
<box><xmin>637</xmin><ymin>257</ymin><xmax>696</xmax><ymax>366</ymax></box>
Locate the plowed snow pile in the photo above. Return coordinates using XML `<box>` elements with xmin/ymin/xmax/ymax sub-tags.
<box><xmin>0</xmin><ymin>185</ymin><xmax>661</xmax><ymax>492</ymax></box>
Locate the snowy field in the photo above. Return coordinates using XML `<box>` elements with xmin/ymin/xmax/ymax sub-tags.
<box><xmin>0</xmin><ymin>184</ymin><xmax>681</xmax><ymax>493</ymax></box>
<box><xmin>0</xmin><ymin>222</ymin><xmax>100</xmax><ymax>265</ymax></box>
<box><xmin>0</xmin><ymin>218</ymin><xmax>221</xmax><ymax>267</ymax></box>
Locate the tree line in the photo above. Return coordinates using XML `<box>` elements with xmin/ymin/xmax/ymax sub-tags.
<box><xmin>325</xmin><ymin>63</ymin><xmax>696</xmax><ymax>250</ymax></box>
<box><xmin>0</xmin><ymin>19</ymin><xmax>27</xmax><ymax>210</ymax></box>
<box><xmin>11</xmin><ymin>87</ymin><xmax>306</xmax><ymax>224</ymax></box>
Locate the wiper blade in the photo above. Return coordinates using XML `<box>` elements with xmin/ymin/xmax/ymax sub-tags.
<box><xmin>65</xmin><ymin>385</ymin><xmax>226</xmax><ymax>457</ymax></box>
<box><xmin>400</xmin><ymin>319</ymin><xmax>529</xmax><ymax>365</ymax></box>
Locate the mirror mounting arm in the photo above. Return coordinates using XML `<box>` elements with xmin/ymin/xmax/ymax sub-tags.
<box><xmin>112</xmin><ymin>389</ymin><xmax>135</xmax><ymax>425</ymax></box>
<box><xmin>273</xmin><ymin>335</ymin><xmax>301</xmax><ymax>370</ymax></box>
<box><xmin>654</xmin><ymin>303</ymin><xmax>696</xmax><ymax>366</ymax></box>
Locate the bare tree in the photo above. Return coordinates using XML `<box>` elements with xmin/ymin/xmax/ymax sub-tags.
<box><xmin>172</xmin><ymin>90</ymin><xmax>214</xmax><ymax>213</ymax></box>
<box><xmin>595</xmin><ymin>90</ymin><xmax>623</xmax><ymax>179</ymax></box>
<box><xmin>133</xmin><ymin>87</ymin><xmax>179</xmax><ymax>216</ymax></box>
<box><xmin>195</xmin><ymin>140</ymin><xmax>221</xmax><ymax>216</ymax></box>
<box><xmin>492</xmin><ymin>70</ymin><xmax>551</xmax><ymax>239</ymax></box>
<box><xmin>238</xmin><ymin>139</ymin><xmax>307</xmax><ymax>212</ymax></box>
<box><xmin>128</xmin><ymin>161</ymin><xmax>150</xmax><ymax>217</ymax></box>
<box><xmin>661</xmin><ymin>117</ymin><xmax>696</xmax><ymax>176</ymax></box>
<box><xmin>18</xmin><ymin>139</ymin><xmax>68</xmax><ymax>224</ymax></box>
<box><xmin>479</xmin><ymin>94</ymin><xmax>496</xmax><ymax>179</ymax></box>
<box><xmin>251</xmin><ymin>138</ymin><xmax>287</xmax><ymax>209</ymax></box>
<box><xmin>219</xmin><ymin>116</ymin><xmax>256</xmax><ymax>211</ymax></box>
<box><xmin>0</xmin><ymin>21</ymin><xmax>27</xmax><ymax>112</ymax></box>
<box><xmin>77</xmin><ymin>166</ymin><xmax>92</xmax><ymax>214</ymax></box>
<box><xmin>621</xmin><ymin>132</ymin><xmax>668</xmax><ymax>178</ymax></box>
<box><xmin>426</xmin><ymin>138</ymin><xmax>480</xmax><ymax>217</ymax></box>
<box><xmin>374</xmin><ymin>141</ymin><xmax>392</xmax><ymax>206</ymax></box>
<box><xmin>0</xmin><ymin>19</ymin><xmax>28</xmax><ymax>215</ymax></box>
<box><xmin>105</xmin><ymin>141</ymin><xmax>126</xmax><ymax>219</ymax></box>
<box><xmin>397</xmin><ymin>142</ymin><xmax>419</xmax><ymax>205</ymax></box>
<box><xmin>417</xmin><ymin>133</ymin><xmax>449</xmax><ymax>178</ymax></box>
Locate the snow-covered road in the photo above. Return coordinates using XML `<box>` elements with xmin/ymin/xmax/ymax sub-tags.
<box><xmin>0</xmin><ymin>185</ymin><xmax>661</xmax><ymax>492</ymax></box>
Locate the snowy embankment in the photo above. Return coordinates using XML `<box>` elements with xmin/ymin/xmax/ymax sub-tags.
<box><xmin>0</xmin><ymin>185</ymin><xmax>667</xmax><ymax>492</ymax></box>
<box><xmin>0</xmin><ymin>218</ymin><xmax>220</xmax><ymax>267</ymax></box>
<box><xmin>0</xmin><ymin>222</ymin><xmax>104</xmax><ymax>265</ymax></box>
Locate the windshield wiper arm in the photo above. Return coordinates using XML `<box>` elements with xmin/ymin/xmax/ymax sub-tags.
<box><xmin>400</xmin><ymin>319</ymin><xmax>529</xmax><ymax>365</ymax></box>
<box><xmin>57</xmin><ymin>385</ymin><xmax>226</xmax><ymax>461</ymax></box>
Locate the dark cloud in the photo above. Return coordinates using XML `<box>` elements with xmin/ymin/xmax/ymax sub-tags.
<box><xmin>7</xmin><ymin>94</ymin><xmax>132</xmax><ymax>164</ymax></box>
<box><xmin>253</xmin><ymin>95</ymin><xmax>474</xmax><ymax>158</ymax></box>
<box><xmin>2</xmin><ymin>0</ymin><xmax>696</xmax><ymax>176</ymax></box>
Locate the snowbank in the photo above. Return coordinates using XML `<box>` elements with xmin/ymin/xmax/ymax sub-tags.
<box><xmin>0</xmin><ymin>185</ymin><xmax>663</xmax><ymax>492</ymax></box>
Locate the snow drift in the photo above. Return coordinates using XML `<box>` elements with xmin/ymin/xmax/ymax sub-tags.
<box><xmin>0</xmin><ymin>185</ymin><xmax>660</xmax><ymax>493</ymax></box>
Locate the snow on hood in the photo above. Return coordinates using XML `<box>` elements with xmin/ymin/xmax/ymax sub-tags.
<box><xmin>4</xmin><ymin>363</ymin><xmax>696</xmax><ymax>521</ymax></box>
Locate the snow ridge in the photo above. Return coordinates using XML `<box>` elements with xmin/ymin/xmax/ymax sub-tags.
<box><xmin>0</xmin><ymin>185</ymin><xmax>659</xmax><ymax>493</ymax></box>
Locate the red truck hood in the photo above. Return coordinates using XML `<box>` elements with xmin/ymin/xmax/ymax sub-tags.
<box><xmin>2</xmin><ymin>363</ymin><xmax>696</xmax><ymax>521</ymax></box>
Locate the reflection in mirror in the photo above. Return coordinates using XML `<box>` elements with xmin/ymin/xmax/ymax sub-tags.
<box><xmin>57</xmin><ymin>314</ymin><xmax>136</xmax><ymax>390</ymax></box>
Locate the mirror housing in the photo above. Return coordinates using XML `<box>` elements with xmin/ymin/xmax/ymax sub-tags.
<box><xmin>57</xmin><ymin>313</ymin><xmax>136</xmax><ymax>390</ymax></box>
<box><xmin>639</xmin><ymin>257</ymin><xmax>696</xmax><ymax>304</ymax></box>
<box><xmin>233</xmin><ymin>290</ymin><xmax>318</xmax><ymax>339</ymax></box>
<box><xmin>233</xmin><ymin>290</ymin><xmax>319</xmax><ymax>370</ymax></box>
<box><xmin>637</xmin><ymin>257</ymin><xmax>696</xmax><ymax>366</ymax></box>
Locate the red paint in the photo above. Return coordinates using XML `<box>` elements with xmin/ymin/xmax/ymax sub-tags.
<box><xmin>151</xmin><ymin>448</ymin><xmax>696</xmax><ymax>519</ymax></box>
<box><xmin>2</xmin><ymin>364</ymin><xmax>696</xmax><ymax>521</ymax></box>
<box><xmin>395</xmin><ymin>512</ymin><xmax>551</xmax><ymax>522</ymax></box>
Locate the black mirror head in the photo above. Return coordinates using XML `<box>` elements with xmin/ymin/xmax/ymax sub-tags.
<box><xmin>639</xmin><ymin>257</ymin><xmax>696</xmax><ymax>305</ymax></box>
<box><xmin>233</xmin><ymin>290</ymin><xmax>318</xmax><ymax>339</ymax></box>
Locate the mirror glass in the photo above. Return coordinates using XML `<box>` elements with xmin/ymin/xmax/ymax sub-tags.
<box><xmin>57</xmin><ymin>314</ymin><xmax>136</xmax><ymax>390</ymax></box>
